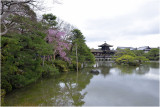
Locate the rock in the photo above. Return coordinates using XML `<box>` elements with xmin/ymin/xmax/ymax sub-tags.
<box><xmin>90</xmin><ymin>69</ymin><xmax>99</xmax><ymax>74</ymax></box>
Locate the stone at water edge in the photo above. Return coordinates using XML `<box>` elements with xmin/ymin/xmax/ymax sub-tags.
<box><xmin>90</xmin><ymin>69</ymin><xmax>99</xmax><ymax>74</ymax></box>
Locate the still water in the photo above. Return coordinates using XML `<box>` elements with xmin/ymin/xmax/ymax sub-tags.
<box><xmin>5</xmin><ymin>62</ymin><xmax>159</xmax><ymax>106</ymax></box>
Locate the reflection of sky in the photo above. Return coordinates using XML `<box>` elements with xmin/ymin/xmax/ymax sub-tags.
<box><xmin>59</xmin><ymin>82</ymin><xmax>65</xmax><ymax>88</ymax></box>
<box><xmin>82</xmin><ymin>65</ymin><xmax>159</xmax><ymax>106</ymax></box>
<box><xmin>144</xmin><ymin>68</ymin><xmax>159</xmax><ymax>80</ymax></box>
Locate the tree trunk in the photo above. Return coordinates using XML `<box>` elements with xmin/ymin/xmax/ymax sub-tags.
<box><xmin>76</xmin><ymin>43</ymin><xmax>78</xmax><ymax>72</ymax></box>
<box><xmin>42</xmin><ymin>55</ymin><xmax>45</xmax><ymax>66</ymax></box>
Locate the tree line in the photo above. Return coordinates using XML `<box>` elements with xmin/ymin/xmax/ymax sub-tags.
<box><xmin>114</xmin><ymin>48</ymin><xmax>159</xmax><ymax>66</ymax></box>
<box><xmin>1</xmin><ymin>0</ymin><xmax>95</xmax><ymax>97</ymax></box>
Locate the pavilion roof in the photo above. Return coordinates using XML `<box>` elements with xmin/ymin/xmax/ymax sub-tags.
<box><xmin>98</xmin><ymin>43</ymin><xmax>113</xmax><ymax>47</ymax></box>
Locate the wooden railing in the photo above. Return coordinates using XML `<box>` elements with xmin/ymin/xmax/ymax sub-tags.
<box><xmin>94</xmin><ymin>56</ymin><xmax>113</xmax><ymax>58</ymax></box>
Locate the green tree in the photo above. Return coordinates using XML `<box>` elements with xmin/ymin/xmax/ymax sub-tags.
<box><xmin>1</xmin><ymin>11</ymin><xmax>54</xmax><ymax>93</ymax></box>
<box><xmin>69</xmin><ymin>29</ymin><xmax>95</xmax><ymax>66</ymax></box>
<box><xmin>135</xmin><ymin>56</ymin><xmax>149</xmax><ymax>63</ymax></box>
<box><xmin>115</xmin><ymin>49</ymin><xmax>149</xmax><ymax>66</ymax></box>
<box><xmin>145</xmin><ymin>48</ymin><xmax>159</xmax><ymax>60</ymax></box>
<box><xmin>132</xmin><ymin>50</ymin><xmax>144</xmax><ymax>56</ymax></box>
<box><xmin>115</xmin><ymin>49</ymin><xmax>136</xmax><ymax>58</ymax></box>
<box><xmin>42</xmin><ymin>14</ymin><xmax>57</xmax><ymax>28</ymax></box>
<box><xmin>116</xmin><ymin>55</ymin><xmax>136</xmax><ymax>65</ymax></box>
<box><xmin>1</xmin><ymin>30</ymin><xmax>53</xmax><ymax>92</ymax></box>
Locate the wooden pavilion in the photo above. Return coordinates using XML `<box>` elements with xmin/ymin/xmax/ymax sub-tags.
<box><xmin>91</xmin><ymin>42</ymin><xmax>115</xmax><ymax>58</ymax></box>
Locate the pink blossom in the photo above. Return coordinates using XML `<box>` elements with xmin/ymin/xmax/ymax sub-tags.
<box><xmin>46</xmin><ymin>29</ymin><xmax>70</xmax><ymax>62</ymax></box>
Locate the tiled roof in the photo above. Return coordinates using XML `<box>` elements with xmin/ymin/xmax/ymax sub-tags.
<box><xmin>91</xmin><ymin>49</ymin><xmax>115</xmax><ymax>52</ymax></box>
<box><xmin>137</xmin><ymin>46</ymin><xmax>151</xmax><ymax>50</ymax></box>
<box><xmin>98</xmin><ymin>43</ymin><xmax>113</xmax><ymax>47</ymax></box>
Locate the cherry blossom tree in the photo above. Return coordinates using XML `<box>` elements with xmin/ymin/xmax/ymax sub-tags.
<box><xmin>46</xmin><ymin>29</ymin><xmax>70</xmax><ymax>62</ymax></box>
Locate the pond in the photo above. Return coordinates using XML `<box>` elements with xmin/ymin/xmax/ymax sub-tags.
<box><xmin>4</xmin><ymin>61</ymin><xmax>159</xmax><ymax>106</ymax></box>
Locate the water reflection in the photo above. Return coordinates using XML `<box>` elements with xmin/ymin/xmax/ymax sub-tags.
<box><xmin>5</xmin><ymin>71</ymin><xmax>93</xmax><ymax>106</ymax></box>
<box><xmin>93</xmin><ymin>61</ymin><xmax>152</xmax><ymax>76</ymax></box>
<box><xmin>94</xmin><ymin>61</ymin><xmax>115</xmax><ymax>77</ymax></box>
<box><xmin>83</xmin><ymin>61</ymin><xmax>159</xmax><ymax>106</ymax></box>
<box><xmin>94</xmin><ymin>61</ymin><xmax>114</xmax><ymax>68</ymax></box>
<box><xmin>5</xmin><ymin>62</ymin><xmax>159</xmax><ymax>106</ymax></box>
<box><xmin>135</xmin><ymin>65</ymin><xmax>150</xmax><ymax>74</ymax></box>
<box><xmin>149</xmin><ymin>61</ymin><xmax>159</xmax><ymax>68</ymax></box>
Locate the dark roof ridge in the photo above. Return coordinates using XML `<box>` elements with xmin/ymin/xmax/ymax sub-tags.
<box><xmin>98</xmin><ymin>43</ymin><xmax>113</xmax><ymax>47</ymax></box>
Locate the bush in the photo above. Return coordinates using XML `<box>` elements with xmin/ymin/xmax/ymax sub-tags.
<box><xmin>135</xmin><ymin>56</ymin><xmax>149</xmax><ymax>63</ymax></box>
<box><xmin>42</xmin><ymin>64</ymin><xmax>59</xmax><ymax>77</ymax></box>
<box><xmin>69</xmin><ymin>61</ymin><xmax>81</xmax><ymax>71</ymax></box>
<box><xmin>1</xmin><ymin>32</ymin><xmax>50</xmax><ymax>93</ymax></box>
<box><xmin>115</xmin><ymin>49</ymin><xmax>136</xmax><ymax>57</ymax></box>
<box><xmin>1</xmin><ymin>79</ymin><xmax>12</xmax><ymax>93</ymax></box>
<box><xmin>10</xmin><ymin>75</ymin><xmax>26</xmax><ymax>89</ymax></box>
<box><xmin>116</xmin><ymin>55</ymin><xmax>149</xmax><ymax>66</ymax></box>
<box><xmin>145</xmin><ymin>48</ymin><xmax>159</xmax><ymax>60</ymax></box>
<box><xmin>54</xmin><ymin>60</ymin><xmax>69</xmax><ymax>72</ymax></box>
<box><xmin>1</xmin><ymin>89</ymin><xmax>6</xmax><ymax>106</ymax></box>
<box><xmin>116</xmin><ymin>55</ymin><xmax>136</xmax><ymax>65</ymax></box>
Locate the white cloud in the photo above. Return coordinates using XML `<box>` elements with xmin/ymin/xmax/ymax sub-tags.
<box><xmin>87</xmin><ymin>34</ymin><xmax>160</xmax><ymax>49</ymax></box>
<box><xmin>37</xmin><ymin>0</ymin><xmax>160</xmax><ymax>49</ymax></box>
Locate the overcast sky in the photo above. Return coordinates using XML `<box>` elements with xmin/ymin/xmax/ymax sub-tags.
<box><xmin>39</xmin><ymin>0</ymin><xmax>160</xmax><ymax>49</ymax></box>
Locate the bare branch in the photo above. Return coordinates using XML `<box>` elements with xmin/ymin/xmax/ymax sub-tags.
<box><xmin>0</xmin><ymin>0</ymin><xmax>36</xmax><ymax>21</ymax></box>
<box><xmin>0</xmin><ymin>22</ymin><xmax>8</xmax><ymax>36</ymax></box>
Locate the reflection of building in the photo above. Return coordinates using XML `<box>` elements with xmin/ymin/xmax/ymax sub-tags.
<box><xmin>94</xmin><ymin>61</ymin><xmax>114</xmax><ymax>77</ymax></box>
<box><xmin>91</xmin><ymin>42</ymin><xmax>115</xmax><ymax>60</ymax></box>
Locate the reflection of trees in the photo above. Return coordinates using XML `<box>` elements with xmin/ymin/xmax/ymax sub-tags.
<box><xmin>100</xmin><ymin>67</ymin><xmax>111</xmax><ymax>77</ymax></box>
<box><xmin>5</xmin><ymin>71</ymin><xmax>93</xmax><ymax>106</ymax></box>
<box><xmin>116</xmin><ymin>64</ymin><xmax>150</xmax><ymax>75</ymax></box>
<box><xmin>149</xmin><ymin>62</ymin><xmax>159</xmax><ymax>68</ymax></box>
<box><xmin>94</xmin><ymin>61</ymin><xmax>115</xmax><ymax>77</ymax></box>
<box><xmin>135</xmin><ymin>65</ymin><xmax>150</xmax><ymax>74</ymax></box>
<box><xmin>116</xmin><ymin>65</ymin><xmax>136</xmax><ymax>74</ymax></box>
<box><xmin>55</xmin><ymin>70</ymin><xmax>93</xmax><ymax>106</ymax></box>
<box><xmin>93</xmin><ymin>61</ymin><xmax>153</xmax><ymax>76</ymax></box>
